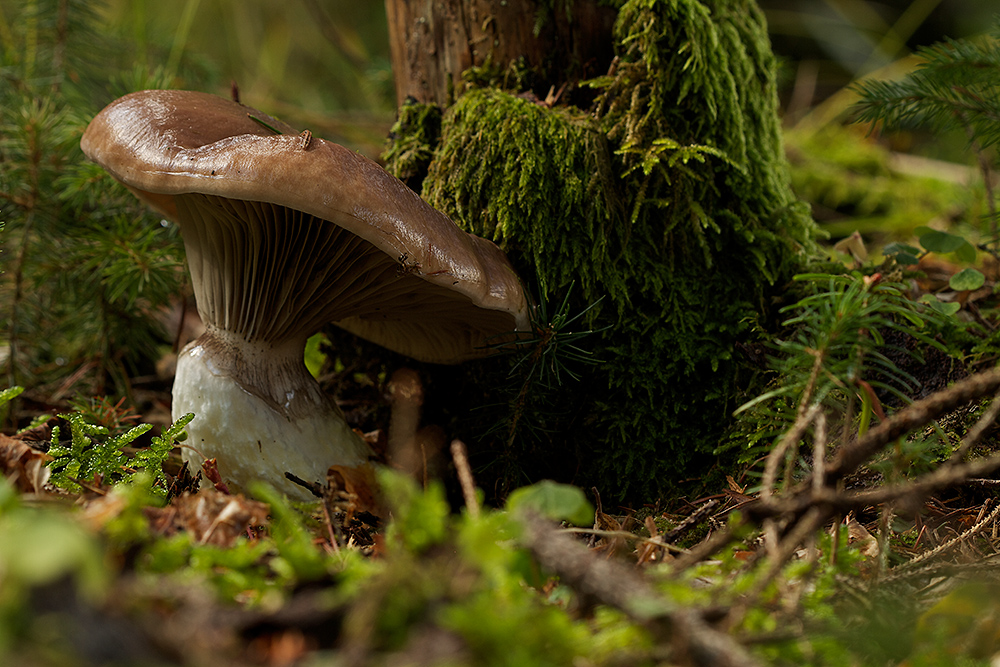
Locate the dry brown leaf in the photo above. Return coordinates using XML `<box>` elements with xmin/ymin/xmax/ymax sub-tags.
<box><xmin>636</xmin><ymin>515</ymin><xmax>663</xmax><ymax>566</ymax></box>
<box><xmin>83</xmin><ymin>486</ymin><xmax>268</xmax><ymax>547</ymax></box>
<box><xmin>726</xmin><ymin>475</ymin><xmax>746</xmax><ymax>494</ymax></box>
<box><xmin>169</xmin><ymin>489</ymin><xmax>269</xmax><ymax>547</ymax></box>
<box><xmin>592</xmin><ymin>509</ymin><xmax>626</xmax><ymax>558</ymax></box>
<box><xmin>81</xmin><ymin>492</ymin><xmax>128</xmax><ymax>531</ymax></box>
<box><xmin>0</xmin><ymin>432</ymin><xmax>52</xmax><ymax>493</ymax></box>
<box><xmin>327</xmin><ymin>464</ymin><xmax>383</xmax><ymax>520</ymax></box>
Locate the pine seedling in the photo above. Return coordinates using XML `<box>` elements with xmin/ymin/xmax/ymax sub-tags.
<box><xmin>733</xmin><ymin>273</ymin><xmax>945</xmax><ymax>472</ymax></box>
<box><xmin>493</xmin><ymin>284</ymin><xmax>603</xmax><ymax>449</ymax></box>
<box><xmin>0</xmin><ymin>1</ymin><xmax>194</xmax><ymax>397</ymax></box>
<box><xmin>504</xmin><ymin>283</ymin><xmax>604</xmax><ymax>391</ymax></box>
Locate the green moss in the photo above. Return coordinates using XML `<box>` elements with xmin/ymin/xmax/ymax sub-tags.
<box><xmin>383</xmin><ymin>0</ymin><xmax>817</xmax><ymax>503</ymax></box>
<box><xmin>423</xmin><ymin>89</ymin><xmax>624</xmax><ymax>307</ymax></box>
<box><xmin>382</xmin><ymin>98</ymin><xmax>442</xmax><ymax>191</ymax></box>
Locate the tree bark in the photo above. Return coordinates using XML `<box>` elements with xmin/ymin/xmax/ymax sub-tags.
<box><xmin>384</xmin><ymin>0</ymin><xmax>616</xmax><ymax>107</ymax></box>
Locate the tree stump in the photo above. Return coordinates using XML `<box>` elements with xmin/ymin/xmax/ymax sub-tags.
<box><xmin>384</xmin><ymin>0</ymin><xmax>616</xmax><ymax>106</ymax></box>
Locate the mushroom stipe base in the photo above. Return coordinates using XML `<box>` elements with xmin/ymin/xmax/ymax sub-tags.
<box><xmin>173</xmin><ymin>328</ymin><xmax>372</xmax><ymax>500</ymax></box>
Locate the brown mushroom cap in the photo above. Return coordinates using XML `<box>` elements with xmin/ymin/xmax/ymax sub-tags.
<box><xmin>81</xmin><ymin>89</ymin><xmax>529</xmax><ymax>363</ymax></box>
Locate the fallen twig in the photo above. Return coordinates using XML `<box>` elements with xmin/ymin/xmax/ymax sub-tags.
<box><xmin>892</xmin><ymin>500</ymin><xmax>1000</xmax><ymax>573</ymax></box>
<box><xmin>518</xmin><ymin>512</ymin><xmax>762</xmax><ymax>667</ymax></box>
<box><xmin>824</xmin><ymin>365</ymin><xmax>1000</xmax><ymax>485</ymax></box>
<box><xmin>450</xmin><ymin>439</ymin><xmax>479</xmax><ymax>519</ymax></box>
<box><xmin>663</xmin><ymin>499</ymin><xmax>719</xmax><ymax>545</ymax></box>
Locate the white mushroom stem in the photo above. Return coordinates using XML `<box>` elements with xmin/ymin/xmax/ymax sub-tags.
<box><xmin>173</xmin><ymin>325</ymin><xmax>370</xmax><ymax>500</ymax></box>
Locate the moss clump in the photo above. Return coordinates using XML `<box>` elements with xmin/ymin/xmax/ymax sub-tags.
<box><xmin>384</xmin><ymin>0</ymin><xmax>817</xmax><ymax>503</ymax></box>
<box><xmin>422</xmin><ymin>89</ymin><xmax>624</xmax><ymax>305</ymax></box>
<box><xmin>382</xmin><ymin>97</ymin><xmax>443</xmax><ymax>192</ymax></box>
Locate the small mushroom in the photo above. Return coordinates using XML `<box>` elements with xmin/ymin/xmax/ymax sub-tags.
<box><xmin>81</xmin><ymin>90</ymin><xmax>529</xmax><ymax>499</ymax></box>
<box><xmin>386</xmin><ymin>368</ymin><xmax>446</xmax><ymax>485</ymax></box>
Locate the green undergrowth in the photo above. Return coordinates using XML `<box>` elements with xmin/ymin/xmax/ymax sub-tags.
<box><xmin>785</xmin><ymin>123</ymin><xmax>979</xmax><ymax>240</ymax></box>
<box><xmin>724</xmin><ymin>271</ymin><xmax>951</xmax><ymax>475</ymax></box>
<box><xmin>3</xmin><ymin>384</ymin><xmax>996</xmax><ymax>665</ymax></box>
<box><xmin>0</xmin><ymin>453</ymin><xmax>897</xmax><ymax>667</ymax></box>
<box><xmin>384</xmin><ymin>0</ymin><xmax>818</xmax><ymax>502</ymax></box>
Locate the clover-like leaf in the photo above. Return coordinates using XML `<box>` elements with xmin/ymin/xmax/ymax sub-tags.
<box><xmin>949</xmin><ymin>268</ymin><xmax>985</xmax><ymax>292</ymax></box>
<box><xmin>883</xmin><ymin>242</ymin><xmax>920</xmax><ymax>265</ymax></box>
<box><xmin>919</xmin><ymin>293</ymin><xmax>961</xmax><ymax>316</ymax></box>
<box><xmin>507</xmin><ymin>480</ymin><xmax>594</xmax><ymax>526</ymax></box>
<box><xmin>955</xmin><ymin>241</ymin><xmax>978</xmax><ymax>264</ymax></box>
<box><xmin>918</xmin><ymin>229</ymin><xmax>966</xmax><ymax>254</ymax></box>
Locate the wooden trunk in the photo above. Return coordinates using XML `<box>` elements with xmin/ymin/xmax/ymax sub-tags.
<box><xmin>384</xmin><ymin>0</ymin><xmax>616</xmax><ymax>107</ymax></box>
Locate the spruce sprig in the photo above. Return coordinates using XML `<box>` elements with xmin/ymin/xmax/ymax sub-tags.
<box><xmin>852</xmin><ymin>24</ymin><xmax>1000</xmax><ymax>150</ymax></box>
<box><xmin>852</xmin><ymin>21</ymin><xmax>1000</xmax><ymax>235</ymax></box>
<box><xmin>1</xmin><ymin>1</ymin><xmax>191</xmax><ymax>395</ymax></box>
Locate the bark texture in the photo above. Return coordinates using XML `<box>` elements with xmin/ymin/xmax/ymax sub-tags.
<box><xmin>384</xmin><ymin>0</ymin><xmax>616</xmax><ymax>106</ymax></box>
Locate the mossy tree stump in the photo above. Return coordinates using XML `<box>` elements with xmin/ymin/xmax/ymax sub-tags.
<box><xmin>382</xmin><ymin>0</ymin><xmax>817</xmax><ymax>502</ymax></box>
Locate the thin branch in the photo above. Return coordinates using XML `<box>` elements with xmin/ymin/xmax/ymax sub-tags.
<box><xmin>663</xmin><ymin>499</ymin><xmax>719</xmax><ymax>544</ymax></box>
<box><xmin>748</xmin><ymin>443</ymin><xmax>1000</xmax><ymax>525</ymax></box>
<box><xmin>894</xmin><ymin>500</ymin><xmax>1000</xmax><ymax>573</ymax></box>
<box><xmin>671</xmin><ymin>526</ymin><xmax>738</xmax><ymax>573</ymax></box>
<box><xmin>561</xmin><ymin>527</ymin><xmax>689</xmax><ymax>554</ymax></box>
<box><xmin>812</xmin><ymin>411</ymin><xmax>828</xmax><ymax>496</ymax></box>
<box><xmin>519</xmin><ymin>513</ymin><xmax>762</xmax><ymax>667</ymax></box>
<box><xmin>824</xmin><ymin>365</ymin><xmax>1000</xmax><ymax>485</ymax></box>
<box><xmin>762</xmin><ymin>403</ymin><xmax>821</xmax><ymax>499</ymax></box>
<box><xmin>450</xmin><ymin>439</ymin><xmax>479</xmax><ymax>519</ymax></box>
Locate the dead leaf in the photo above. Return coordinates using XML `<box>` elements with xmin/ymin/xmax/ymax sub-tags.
<box><xmin>248</xmin><ymin>628</ymin><xmax>311</xmax><ymax>667</ymax></box>
<box><xmin>592</xmin><ymin>509</ymin><xmax>626</xmax><ymax>558</ymax></box>
<box><xmin>81</xmin><ymin>492</ymin><xmax>129</xmax><ymax>530</ymax></box>
<box><xmin>327</xmin><ymin>464</ymin><xmax>383</xmax><ymax>520</ymax></box>
<box><xmin>167</xmin><ymin>489</ymin><xmax>269</xmax><ymax>547</ymax></box>
<box><xmin>845</xmin><ymin>515</ymin><xmax>880</xmax><ymax>576</ymax></box>
<box><xmin>833</xmin><ymin>230</ymin><xmax>868</xmax><ymax>265</ymax></box>
<box><xmin>202</xmin><ymin>458</ymin><xmax>231</xmax><ymax>494</ymax></box>
<box><xmin>0</xmin><ymin>432</ymin><xmax>52</xmax><ymax>493</ymax></box>
<box><xmin>636</xmin><ymin>515</ymin><xmax>664</xmax><ymax>566</ymax></box>
<box><xmin>164</xmin><ymin>460</ymin><xmax>200</xmax><ymax>502</ymax></box>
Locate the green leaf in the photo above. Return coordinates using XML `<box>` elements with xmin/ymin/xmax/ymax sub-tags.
<box><xmin>0</xmin><ymin>386</ymin><xmax>24</xmax><ymax>407</ymax></box>
<box><xmin>955</xmin><ymin>241</ymin><xmax>978</xmax><ymax>264</ymax></box>
<box><xmin>882</xmin><ymin>242</ymin><xmax>920</xmax><ymax>265</ymax></box>
<box><xmin>949</xmin><ymin>268</ymin><xmax>986</xmax><ymax>291</ymax></box>
<box><xmin>919</xmin><ymin>293</ymin><xmax>961</xmax><ymax>316</ymax></box>
<box><xmin>506</xmin><ymin>480</ymin><xmax>594</xmax><ymax>526</ymax></box>
<box><xmin>304</xmin><ymin>333</ymin><xmax>328</xmax><ymax>380</ymax></box>
<box><xmin>918</xmin><ymin>229</ymin><xmax>966</xmax><ymax>254</ymax></box>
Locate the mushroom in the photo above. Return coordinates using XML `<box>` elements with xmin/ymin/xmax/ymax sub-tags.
<box><xmin>386</xmin><ymin>368</ymin><xmax>447</xmax><ymax>485</ymax></box>
<box><xmin>81</xmin><ymin>89</ymin><xmax>529</xmax><ymax>500</ymax></box>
